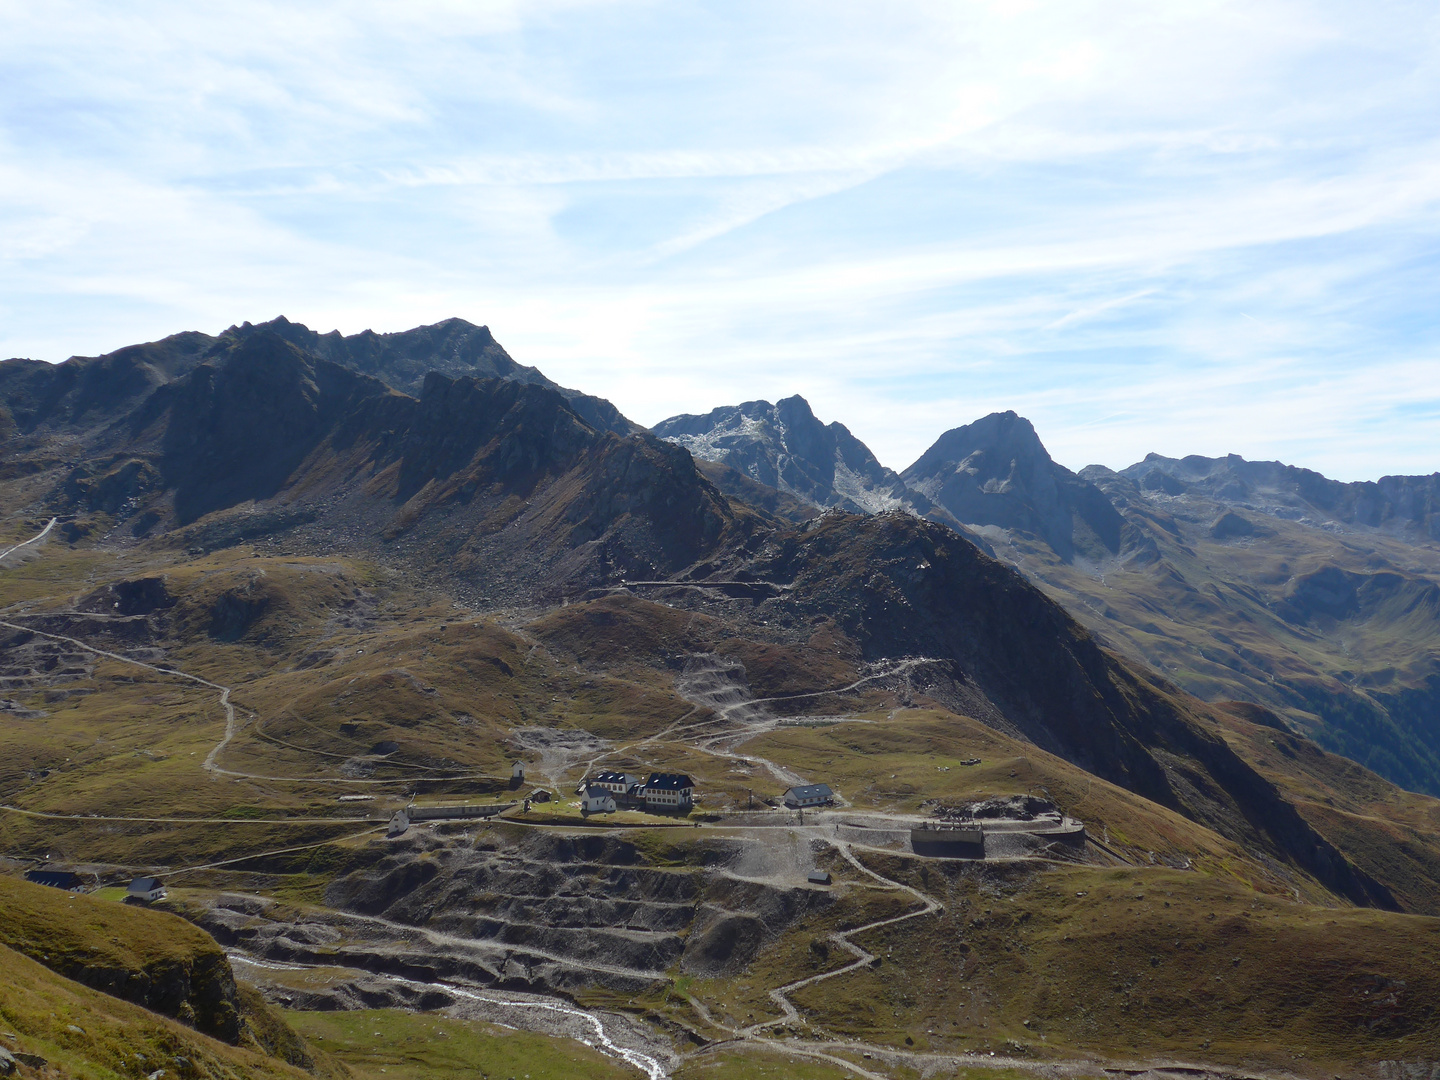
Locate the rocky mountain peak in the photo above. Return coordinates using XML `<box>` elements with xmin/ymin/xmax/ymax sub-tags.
<box><xmin>653</xmin><ymin>394</ymin><xmax>938</xmax><ymax>520</ymax></box>
<box><xmin>901</xmin><ymin>411</ymin><xmax>1121</xmax><ymax>560</ymax></box>
<box><xmin>903</xmin><ymin>410</ymin><xmax>1052</xmax><ymax>478</ymax></box>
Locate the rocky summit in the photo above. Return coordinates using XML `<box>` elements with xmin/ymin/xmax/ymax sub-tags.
<box><xmin>655</xmin><ymin>395</ymin><xmax>950</xmax><ymax>522</ymax></box>
<box><xmin>4</xmin><ymin>317</ymin><xmax>1440</xmax><ymax>1080</ymax></box>
<box><xmin>900</xmin><ymin>410</ymin><xmax>1124</xmax><ymax>560</ymax></box>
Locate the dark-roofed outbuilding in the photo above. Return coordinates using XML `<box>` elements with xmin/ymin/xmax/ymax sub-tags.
<box><xmin>24</xmin><ymin>870</ymin><xmax>83</xmax><ymax>891</ymax></box>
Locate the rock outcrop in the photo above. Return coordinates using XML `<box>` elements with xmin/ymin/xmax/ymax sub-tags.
<box><xmin>0</xmin><ymin>877</ymin><xmax>244</xmax><ymax>1043</ymax></box>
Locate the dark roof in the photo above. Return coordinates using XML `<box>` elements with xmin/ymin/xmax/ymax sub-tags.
<box><xmin>593</xmin><ymin>771</ymin><xmax>637</xmax><ymax>784</ymax></box>
<box><xmin>25</xmin><ymin>870</ymin><xmax>82</xmax><ymax>889</ymax></box>
<box><xmin>128</xmin><ymin>877</ymin><xmax>164</xmax><ymax>891</ymax></box>
<box><xmin>584</xmin><ymin>785</ymin><xmax>613</xmax><ymax>798</ymax></box>
<box><xmin>786</xmin><ymin>784</ymin><xmax>833</xmax><ymax>800</ymax></box>
<box><xmin>645</xmin><ymin>773</ymin><xmax>694</xmax><ymax>790</ymax></box>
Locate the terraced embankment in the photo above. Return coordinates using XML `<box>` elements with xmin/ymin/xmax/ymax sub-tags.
<box><xmin>193</xmin><ymin>826</ymin><xmax>836</xmax><ymax>1000</ymax></box>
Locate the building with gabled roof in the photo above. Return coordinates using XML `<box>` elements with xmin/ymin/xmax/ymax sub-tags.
<box><xmin>127</xmin><ymin>877</ymin><xmax>167</xmax><ymax>902</ymax></box>
<box><xmin>588</xmin><ymin>771</ymin><xmax>641</xmax><ymax>795</ymax></box>
<box><xmin>641</xmin><ymin>772</ymin><xmax>694</xmax><ymax>810</ymax></box>
<box><xmin>784</xmin><ymin>783</ymin><xmax>833</xmax><ymax>808</ymax></box>
<box><xmin>581</xmin><ymin>786</ymin><xmax>617</xmax><ymax>814</ymax></box>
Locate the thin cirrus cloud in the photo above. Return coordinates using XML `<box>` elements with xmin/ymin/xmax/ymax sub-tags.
<box><xmin>1</xmin><ymin>0</ymin><xmax>1439</xmax><ymax>481</ymax></box>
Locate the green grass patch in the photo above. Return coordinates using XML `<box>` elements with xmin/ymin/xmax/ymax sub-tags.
<box><xmin>286</xmin><ymin>1007</ymin><xmax>637</xmax><ymax>1080</ymax></box>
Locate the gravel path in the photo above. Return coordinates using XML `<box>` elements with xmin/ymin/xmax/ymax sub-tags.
<box><xmin>0</xmin><ymin>518</ymin><xmax>56</xmax><ymax>562</ymax></box>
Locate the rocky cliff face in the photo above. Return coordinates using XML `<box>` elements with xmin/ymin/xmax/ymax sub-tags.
<box><xmin>148</xmin><ymin>333</ymin><xmax>407</xmax><ymax>523</ymax></box>
<box><xmin>655</xmin><ymin>395</ymin><xmax>944</xmax><ymax>520</ymax></box>
<box><xmin>900</xmin><ymin>411</ymin><xmax>1123</xmax><ymax>561</ymax></box>
<box><xmin>1</xmin><ymin>315</ymin><xmax>638</xmax><ymax>443</ymax></box>
<box><xmin>0</xmin><ymin>878</ymin><xmax>244</xmax><ymax>1043</ymax></box>
<box><xmin>4</xmin><ymin>328</ymin><xmax>750</xmax><ymax>604</ymax></box>
<box><xmin>0</xmin><ymin>332</ymin><xmax>214</xmax><ymax>435</ymax></box>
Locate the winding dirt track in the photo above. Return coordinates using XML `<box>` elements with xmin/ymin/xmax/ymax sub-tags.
<box><xmin>0</xmin><ymin>517</ymin><xmax>56</xmax><ymax>562</ymax></box>
<box><xmin>0</xmin><ymin>616</ymin><xmax>496</xmax><ymax>791</ymax></box>
<box><xmin>754</xmin><ymin>842</ymin><xmax>943</xmax><ymax>1035</ymax></box>
<box><xmin>665</xmin><ymin>838</ymin><xmax>945</xmax><ymax>1080</ymax></box>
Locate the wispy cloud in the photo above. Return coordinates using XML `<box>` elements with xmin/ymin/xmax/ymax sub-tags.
<box><xmin>2</xmin><ymin>0</ymin><xmax>1439</xmax><ymax>482</ymax></box>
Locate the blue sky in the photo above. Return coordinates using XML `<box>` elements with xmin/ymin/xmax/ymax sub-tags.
<box><xmin>2</xmin><ymin>0</ymin><xmax>1439</xmax><ymax>480</ymax></box>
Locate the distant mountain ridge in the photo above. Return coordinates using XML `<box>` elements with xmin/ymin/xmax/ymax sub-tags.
<box><xmin>1116</xmin><ymin>451</ymin><xmax>1440</xmax><ymax>541</ymax></box>
<box><xmin>11</xmin><ymin>320</ymin><xmax>1440</xmax><ymax>1077</ymax></box>
<box><xmin>8</xmin><ymin>317</ymin><xmax>1440</xmax><ymax>797</ymax></box>
<box><xmin>657</xmin><ymin>390</ymin><xmax>1440</xmax><ymax>798</ymax></box>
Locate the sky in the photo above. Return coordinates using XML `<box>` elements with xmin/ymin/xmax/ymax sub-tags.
<box><xmin>2</xmin><ymin>0</ymin><xmax>1439</xmax><ymax>480</ymax></box>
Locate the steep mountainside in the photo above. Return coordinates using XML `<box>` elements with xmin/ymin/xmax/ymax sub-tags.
<box><xmin>227</xmin><ymin>315</ymin><xmax>642</xmax><ymax>436</ymax></box>
<box><xmin>900</xmin><ymin>410</ymin><xmax>1123</xmax><ymax>561</ymax></box>
<box><xmin>3</xmin><ymin>330</ymin><xmax>747</xmax><ymax>603</ymax></box>
<box><xmin>655</xmin><ymin>396</ymin><xmax>949</xmax><ymax>521</ymax></box>
<box><xmin>889</xmin><ymin>416</ymin><xmax>1440</xmax><ymax>797</ymax></box>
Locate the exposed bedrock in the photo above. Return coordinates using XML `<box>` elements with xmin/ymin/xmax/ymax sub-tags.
<box><xmin>203</xmin><ymin>829</ymin><xmax>831</xmax><ymax>997</ymax></box>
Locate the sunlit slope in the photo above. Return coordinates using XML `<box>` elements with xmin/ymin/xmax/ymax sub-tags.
<box><xmin>10</xmin><ymin>516</ymin><xmax>1440</xmax><ymax>917</ymax></box>
<box><xmin>0</xmin><ymin>876</ymin><xmax>336</xmax><ymax>1080</ymax></box>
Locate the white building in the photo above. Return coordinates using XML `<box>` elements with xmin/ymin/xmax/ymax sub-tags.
<box><xmin>511</xmin><ymin>761</ymin><xmax>526</xmax><ymax>781</ymax></box>
<box><xmin>581</xmin><ymin>786</ymin><xmax>617</xmax><ymax>814</ymax></box>
<box><xmin>783</xmin><ymin>783</ymin><xmax>833</xmax><ymax>809</ymax></box>
<box><xmin>127</xmin><ymin>877</ymin><xmax>166</xmax><ymax>902</ymax></box>
<box><xmin>641</xmin><ymin>773</ymin><xmax>694</xmax><ymax>810</ymax></box>
<box><xmin>588</xmin><ymin>770</ymin><xmax>641</xmax><ymax>795</ymax></box>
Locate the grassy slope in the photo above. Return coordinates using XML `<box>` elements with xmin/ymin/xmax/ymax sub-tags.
<box><xmin>10</xmin><ymin>535</ymin><xmax>1440</xmax><ymax>1073</ymax></box>
<box><xmin>780</xmin><ymin>857</ymin><xmax>1440</xmax><ymax>1074</ymax></box>
<box><xmin>1213</xmin><ymin>707</ymin><xmax>1440</xmax><ymax>913</ymax></box>
<box><xmin>0</xmin><ymin>942</ymin><xmax>313</xmax><ymax>1080</ymax></box>
<box><xmin>286</xmin><ymin>1009</ymin><xmax>636</xmax><ymax>1080</ymax></box>
<box><xmin>0</xmin><ymin>875</ymin><xmax>341</xmax><ymax>1077</ymax></box>
<box><xmin>12</xmin><ymin>543</ymin><xmax>1440</xmax><ymax>909</ymax></box>
<box><xmin>0</xmin><ymin>874</ymin><xmax>225</xmax><ymax>975</ymax></box>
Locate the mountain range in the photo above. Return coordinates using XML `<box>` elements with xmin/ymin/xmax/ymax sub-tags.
<box><xmin>654</xmin><ymin>392</ymin><xmax>1440</xmax><ymax>798</ymax></box>
<box><xmin>6</xmin><ymin>315</ymin><xmax>1440</xmax><ymax>1075</ymax></box>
